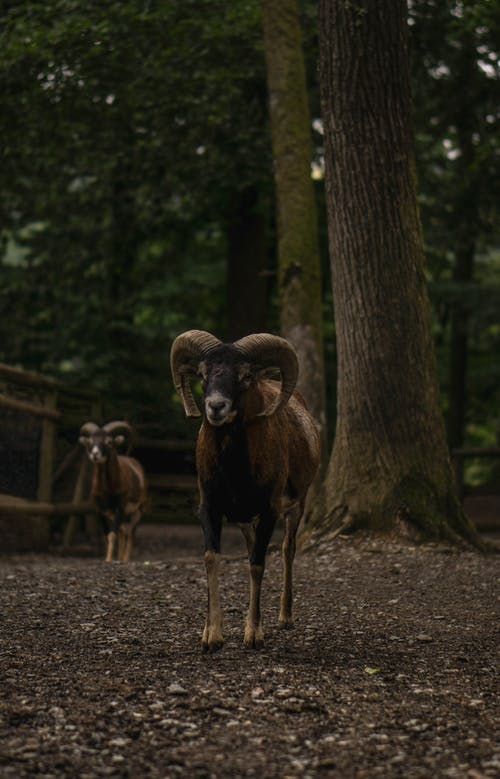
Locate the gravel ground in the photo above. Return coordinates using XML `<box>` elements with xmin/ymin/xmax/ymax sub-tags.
<box><xmin>0</xmin><ymin>523</ymin><xmax>498</xmax><ymax>779</ymax></box>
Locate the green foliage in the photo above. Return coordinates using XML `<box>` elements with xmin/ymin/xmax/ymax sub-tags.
<box><xmin>0</xmin><ymin>0</ymin><xmax>498</xmax><ymax>479</ymax></box>
<box><xmin>410</xmin><ymin>0</ymin><xmax>500</xmax><ymax>474</ymax></box>
<box><xmin>0</xmin><ymin>0</ymin><xmax>271</xmax><ymax>432</ymax></box>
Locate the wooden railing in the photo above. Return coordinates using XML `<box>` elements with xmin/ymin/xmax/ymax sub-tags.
<box><xmin>0</xmin><ymin>363</ymin><xmax>102</xmax><ymax>549</ymax></box>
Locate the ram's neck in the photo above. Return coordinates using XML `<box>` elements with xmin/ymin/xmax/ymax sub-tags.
<box><xmin>196</xmin><ymin>416</ymin><xmax>244</xmax><ymax>482</ymax></box>
<box><xmin>241</xmin><ymin>381</ymin><xmax>282</xmax><ymax>423</ymax></box>
<box><xmin>93</xmin><ymin>452</ymin><xmax>122</xmax><ymax>495</ymax></box>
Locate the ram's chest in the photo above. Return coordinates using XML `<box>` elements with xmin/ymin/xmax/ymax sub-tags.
<box><xmin>94</xmin><ymin>492</ymin><xmax>124</xmax><ymax>513</ymax></box>
<box><xmin>201</xmin><ymin>428</ymin><xmax>270</xmax><ymax>522</ymax></box>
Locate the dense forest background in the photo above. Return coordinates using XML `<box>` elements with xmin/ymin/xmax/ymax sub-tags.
<box><xmin>0</xmin><ymin>0</ymin><xmax>498</xmax><ymax>487</ymax></box>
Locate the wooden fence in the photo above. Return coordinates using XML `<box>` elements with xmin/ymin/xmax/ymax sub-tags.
<box><xmin>3</xmin><ymin>361</ymin><xmax>496</xmax><ymax>550</ymax></box>
<box><xmin>0</xmin><ymin>363</ymin><xmax>102</xmax><ymax>550</ymax></box>
<box><xmin>0</xmin><ymin>363</ymin><xmax>198</xmax><ymax>551</ymax></box>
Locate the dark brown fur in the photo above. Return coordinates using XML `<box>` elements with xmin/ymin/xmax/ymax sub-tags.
<box><xmin>91</xmin><ymin>453</ymin><xmax>146</xmax><ymax>508</ymax></box>
<box><xmin>88</xmin><ymin>450</ymin><xmax>147</xmax><ymax>563</ymax></box>
<box><xmin>197</xmin><ymin>381</ymin><xmax>318</xmax><ymax>504</ymax></box>
<box><xmin>196</xmin><ymin>379</ymin><xmax>320</xmax><ymax>651</ymax></box>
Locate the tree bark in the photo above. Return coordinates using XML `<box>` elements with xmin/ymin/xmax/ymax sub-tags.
<box><xmin>226</xmin><ymin>188</ymin><xmax>269</xmax><ymax>341</ymax></box>
<box><xmin>262</xmin><ymin>0</ymin><xmax>327</xmax><ymax>456</ymax></box>
<box><xmin>309</xmin><ymin>0</ymin><xmax>480</xmax><ymax>545</ymax></box>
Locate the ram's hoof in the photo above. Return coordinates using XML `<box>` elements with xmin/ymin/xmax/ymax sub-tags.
<box><xmin>277</xmin><ymin>617</ymin><xmax>294</xmax><ymax>630</ymax></box>
<box><xmin>244</xmin><ymin>624</ymin><xmax>264</xmax><ymax>650</ymax></box>
<box><xmin>201</xmin><ymin>640</ymin><xmax>224</xmax><ymax>654</ymax></box>
<box><xmin>201</xmin><ymin>625</ymin><xmax>224</xmax><ymax>653</ymax></box>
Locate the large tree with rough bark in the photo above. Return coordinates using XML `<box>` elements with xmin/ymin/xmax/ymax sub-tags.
<box><xmin>308</xmin><ymin>0</ymin><xmax>480</xmax><ymax>545</ymax></box>
<box><xmin>262</xmin><ymin>0</ymin><xmax>327</xmax><ymax>454</ymax></box>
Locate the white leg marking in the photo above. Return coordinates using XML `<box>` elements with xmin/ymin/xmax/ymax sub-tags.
<box><xmin>244</xmin><ymin>564</ymin><xmax>264</xmax><ymax>649</ymax></box>
<box><xmin>202</xmin><ymin>551</ymin><xmax>224</xmax><ymax>652</ymax></box>
<box><xmin>105</xmin><ymin>531</ymin><xmax>116</xmax><ymax>563</ymax></box>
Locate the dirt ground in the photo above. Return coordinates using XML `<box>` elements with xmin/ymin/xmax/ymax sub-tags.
<box><xmin>0</xmin><ymin>523</ymin><xmax>498</xmax><ymax>779</ymax></box>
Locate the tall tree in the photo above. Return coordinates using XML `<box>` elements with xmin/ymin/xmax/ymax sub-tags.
<box><xmin>309</xmin><ymin>0</ymin><xmax>480</xmax><ymax>544</ymax></box>
<box><xmin>0</xmin><ymin>0</ymin><xmax>271</xmax><ymax>430</ymax></box>
<box><xmin>226</xmin><ymin>187</ymin><xmax>270</xmax><ymax>341</ymax></box>
<box><xmin>262</xmin><ymin>0</ymin><xmax>327</xmax><ymax>454</ymax></box>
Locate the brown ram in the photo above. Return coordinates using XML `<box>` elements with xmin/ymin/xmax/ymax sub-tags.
<box><xmin>79</xmin><ymin>421</ymin><xmax>147</xmax><ymax>562</ymax></box>
<box><xmin>171</xmin><ymin>330</ymin><xmax>320</xmax><ymax>651</ymax></box>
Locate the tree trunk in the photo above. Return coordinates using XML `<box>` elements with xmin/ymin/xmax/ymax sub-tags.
<box><xmin>262</xmin><ymin>0</ymin><xmax>327</xmax><ymax>456</ymax></box>
<box><xmin>226</xmin><ymin>188</ymin><xmax>269</xmax><ymax>341</ymax></box>
<box><xmin>309</xmin><ymin>0</ymin><xmax>480</xmax><ymax>545</ymax></box>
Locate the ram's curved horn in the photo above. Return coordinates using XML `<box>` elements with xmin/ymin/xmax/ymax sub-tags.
<box><xmin>170</xmin><ymin>330</ymin><xmax>222</xmax><ymax>417</ymax></box>
<box><xmin>102</xmin><ymin>420</ymin><xmax>133</xmax><ymax>453</ymax></box>
<box><xmin>79</xmin><ymin>421</ymin><xmax>101</xmax><ymax>438</ymax></box>
<box><xmin>102</xmin><ymin>420</ymin><xmax>133</xmax><ymax>437</ymax></box>
<box><xmin>234</xmin><ymin>333</ymin><xmax>298</xmax><ymax>416</ymax></box>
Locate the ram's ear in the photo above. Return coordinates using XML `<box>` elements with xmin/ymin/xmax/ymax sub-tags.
<box><xmin>114</xmin><ymin>435</ymin><xmax>125</xmax><ymax>446</ymax></box>
<box><xmin>197</xmin><ymin>361</ymin><xmax>209</xmax><ymax>381</ymax></box>
<box><xmin>255</xmin><ymin>366</ymin><xmax>281</xmax><ymax>381</ymax></box>
<box><xmin>78</xmin><ymin>436</ymin><xmax>88</xmax><ymax>446</ymax></box>
<box><xmin>233</xmin><ymin>333</ymin><xmax>298</xmax><ymax>416</ymax></box>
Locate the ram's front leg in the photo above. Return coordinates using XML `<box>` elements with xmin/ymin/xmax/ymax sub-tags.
<box><xmin>116</xmin><ymin>509</ymin><xmax>130</xmax><ymax>561</ymax></box>
<box><xmin>106</xmin><ymin>512</ymin><xmax>123</xmax><ymax>563</ymax></box>
<box><xmin>99</xmin><ymin>512</ymin><xmax>116</xmax><ymax>563</ymax></box>
<box><xmin>244</xmin><ymin>509</ymin><xmax>277</xmax><ymax>649</ymax></box>
<box><xmin>200</xmin><ymin>504</ymin><xmax>223</xmax><ymax>652</ymax></box>
<box><xmin>105</xmin><ymin>531</ymin><xmax>115</xmax><ymax>562</ymax></box>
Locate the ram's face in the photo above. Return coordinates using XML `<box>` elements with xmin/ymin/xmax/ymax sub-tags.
<box><xmin>79</xmin><ymin>432</ymin><xmax>114</xmax><ymax>463</ymax></box>
<box><xmin>199</xmin><ymin>358</ymin><xmax>253</xmax><ymax>427</ymax></box>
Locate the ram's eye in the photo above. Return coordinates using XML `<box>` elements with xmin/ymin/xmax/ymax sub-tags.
<box><xmin>105</xmin><ymin>437</ymin><xmax>113</xmax><ymax>445</ymax></box>
<box><xmin>239</xmin><ymin>372</ymin><xmax>252</xmax><ymax>385</ymax></box>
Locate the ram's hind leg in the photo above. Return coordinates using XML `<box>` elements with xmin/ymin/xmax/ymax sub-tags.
<box><xmin>278</xmin><ymin>502</ymin><xmax>302</xmax><ymax>629</ymax></box>
<box><xmin>118</xmin><ymin>526</ymin><xmax>127</xmax><ymax>561</ymax></box>
<box><xmin>122</xmin><ymin>509</ymin><xmax>141</xmax><ymax>562</ymax></box>
<box><xmin>105</xmin><ymin>531</ymin><xmax>116</xmax><ymax>562</ymax></box>
<box><xmin>239</xmin><ymin>522</ymin><xmax>255</xmax><ymax>558</ymax></box>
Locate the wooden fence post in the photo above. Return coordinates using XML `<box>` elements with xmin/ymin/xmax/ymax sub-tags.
<box><xmin>63</xmin><ymin>454</ymin><xmax>90</xmax><ymax>547</ymax></box>
<box><xmin>34</xmin><ymin>389</ymin><xmax>58</xmax><ymax>549</ymax></box>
